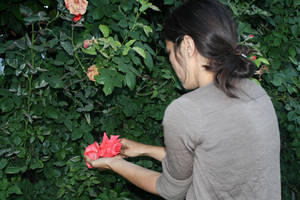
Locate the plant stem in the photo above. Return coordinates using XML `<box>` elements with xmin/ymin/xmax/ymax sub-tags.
<box><xmin>72</xmin><ymin>26</ymin><xmax>86</xmax><ymax>73</ymax></box>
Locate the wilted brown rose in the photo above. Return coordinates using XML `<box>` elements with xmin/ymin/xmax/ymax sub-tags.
<box><xmin>64</xmin><ymin>0</ymin><xmax>88</xmax><ymax>15</ymax></box>
<box><xmin>87</xmin><ymin>65</ymin><xmax>99</xmax><ymax>81</ymax></box>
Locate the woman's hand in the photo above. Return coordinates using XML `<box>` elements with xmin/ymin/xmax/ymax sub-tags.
<box><xmin>120</xmin><ymin>138</ymin><xmax>148</xmax><ymax>158</ymax></box>
<box><xmin>84</xmin><ymin>155</ymin><xmax>123</xmax><ymax>171</ymax></box>
<box><xmin>120</xmin><ymin>138</ymin><xmax>166</xmax><ymax>161</ymax></box>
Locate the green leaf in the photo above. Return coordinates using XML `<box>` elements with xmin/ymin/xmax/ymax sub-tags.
<box><xmin>83</xmin><ymin>132</ymin><xmax>94</xmax><ymax>144</ymax></box>
<box><xmin>258</xmin><ymin>58</ymin><xmax>270</xmax><ymax>65</ymax></box>
<box><xmin>96</xmin><ymin>69</ymin><xmax>123</xmax><ymax>96</ymax></box>
<box><xmin>5</xmin><ymin>166</ymin><xmax>26</xmax><ymax>174</ymax></box>
<box><xmin>289</xmin><ymin>47</ymin><xmax>296</xmax><ymax>58</ymax></box>
<box><xmin>132</xmin><ymin>47</ymin><xmax>146</xmax><ymax>58</ymax></box>
<box><xmin>82</xmin><ymin>46</ymin><xmax>97</xmax><ymax>55</ymax></box>
<box><xmin>45</xmin><ymin>107</ymin><xmax>59</xmax><ymax>119</ymax></box>
<box><xmin>7</xmin><ymin>185</ymin><xmax>22</xmax><ymax>195</ymax></box>
<box><xmin>60</xmin><ymin>41</ymin><xmax>73</xmax><ymax>56</ymax></box>
<box><xmin>72</xmin><ymin>128</ymin><xmax>83</xmax><ymax>141</ymax></box>
<box><xmin>140</xmin><ymin>3</ymin><xmax>151</xmax><ymax>12</ymax></box>
<box><xmin>47</xmin><ymin>76</ymin><xmax>64</xmax><ymax>89</ymax></box>
<box><xmin>99</xmin><ymin>24</ymin><xmax>110</xmax><ymax>37</ymax></box>
<box><xmin>0</xmin><ymin>159</ymin><xmax>7</xmax><ymax>170</ymax></box>
<box><xmin>150</xmin><ymin>5</ymin><xmax>160</xmax><ymax>11</ymax></box>
<box><xmin>30</xmin><ymin>159</ymin><xmax>44</xmax><ymax>169</ymax></box>
<box><xmin>125</xmin><ymin>72</ymin><xmax>136</xmax><ymax>90</ymax></box>
<box><xmin>92</xmin><ymin>7</ymin><xmax>104</xmax><ymax>20</ymax></box>
<box><xmin>144</xmin><ymin>51</ymin><xmax>154</xmax><ymax>71</ymax></box>
<box><xmin>125</xmin><ymin>40</ymin><xmax>136</xmax><ymax>47</ymax></box>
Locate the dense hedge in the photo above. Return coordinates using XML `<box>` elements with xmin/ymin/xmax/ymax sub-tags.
<box><xmin>0</xmin><ymin>0</ymin><xmax>299</xmax><ymax>199</ymax></box>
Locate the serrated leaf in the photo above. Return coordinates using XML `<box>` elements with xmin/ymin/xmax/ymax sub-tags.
<box><xmin>99</xmin><ymin>24</ymin><xmax>110</xmax><ymax>37</ymax></box>
<box><xmin>132</xmin><ymin>47</ymin><xmax>146</xmax><ymax>58</ymax></box>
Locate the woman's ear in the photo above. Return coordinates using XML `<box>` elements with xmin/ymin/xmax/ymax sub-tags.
<box><xmin>183</xmin><ymin>35</ymin><xmax>196</xmax><ymax>57</ymax></box>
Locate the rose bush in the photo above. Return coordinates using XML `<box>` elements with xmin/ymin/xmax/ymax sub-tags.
<box><xmin>0</xmin><ymin>0</ymin><xmax>299</xmax><ymax>199</ymax></box>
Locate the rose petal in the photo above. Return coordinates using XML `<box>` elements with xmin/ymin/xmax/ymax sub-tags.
<box><xmin>84</xmin><ymin>142</ymin><xmax>101</xmax><ymax>168</ymax></box>
<box><xmin>72</xmin><ymin>14</ymin><xmax>82</xmax><ymax>22</ymax></box>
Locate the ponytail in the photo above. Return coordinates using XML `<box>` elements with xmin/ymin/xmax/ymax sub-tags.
<box><xmin>164</xmin><ymin>0</ymin><xmax>256</xmax><ymax>98</ymax></box>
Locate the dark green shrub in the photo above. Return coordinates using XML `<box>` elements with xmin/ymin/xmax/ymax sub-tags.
<box><xmin>0</xmin><ymin>0</ymin><xmax>299</xmax><ymax>199</ymax></box>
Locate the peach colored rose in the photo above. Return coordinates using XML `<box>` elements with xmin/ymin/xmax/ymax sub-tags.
<box><xmin>64</xmin><ymin>0</ymin><xmax>88</xmax><ymax>15</ymax></box>
<box><xmin>87</xmin><ymin>65</ymin><xmax>99</xmax><ymax>81</ymax></box>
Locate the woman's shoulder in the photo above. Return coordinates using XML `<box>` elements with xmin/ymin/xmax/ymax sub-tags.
<box><xmin>166</xmin><ymin>78</ymin><xmax>269</xmax><ymax>116</ymax></box>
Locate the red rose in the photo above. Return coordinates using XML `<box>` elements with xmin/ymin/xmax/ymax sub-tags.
<box><xmin>249</xmin><ymin>34</ymin><xmax>254</xmax><ymax>38</ymax></box>
<box><xmin>99</xmin><ymin>132</ymin><xmax>122</xmax><ymax>158</ymax></box>
<box><xmin>251</xmin><ymin>56</ymin><xmax>257</xmax><ymax>61</ymax></box>
<box><xmin>84</xmin><ymin>141</ymin><xmax>101</xmax><ymax>168</ymax></box>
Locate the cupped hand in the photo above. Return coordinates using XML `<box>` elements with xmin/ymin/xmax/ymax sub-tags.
<box><xmin>84</xmin><ymin>155</ymin><xmax>123</xmax><ymax>171</ymax></box>
<box><xmin>120</xmin><ymin>138</ymin><xmax>148</xmax><ymax>158</ymax></box>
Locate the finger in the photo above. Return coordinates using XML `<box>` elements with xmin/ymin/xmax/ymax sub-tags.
<box><xmin>120</xmin><ymin>138</ymin><xmax>128</xmax><ymax>145</ymax></box>
<box><xmin>120</xmin><ymin>153</ymin><xmax>128</xmax><ymax>159</ymax></box>
<box><xmin>84</xmin><ymin>156</ymin><xmax>94</xmax><ymax>166</ymax></box>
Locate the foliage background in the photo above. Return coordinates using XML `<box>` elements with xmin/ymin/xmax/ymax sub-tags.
<box><xmin>0</xmin><ymin>0</ymin><xmax>299</xmax><ymax>199</ymax></box>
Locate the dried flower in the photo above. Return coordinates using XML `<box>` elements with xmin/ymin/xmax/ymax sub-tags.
<box><xmin>64</xmin><ymin>0</ymin><xmax>88</xmax><ymax>15</ymax></box>
<box><xmin>87</xmin><ymin>65</ymin><xmax>99</xmax><ymax>81</ymax></box>
<box><xmin>83</xmin><ymin>39</ymin><xmax>92</xmax><ymax>49</ymax></box>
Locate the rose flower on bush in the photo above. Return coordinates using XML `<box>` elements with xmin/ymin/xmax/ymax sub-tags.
<box><xmin>64</xmin><ymin>0</ymin><xmax>88</xmax><ymax>22</ymax></box>
<box><xmin>87</xmin><ymin>65</ymin><xmax>99</xmax><ymax>81</ymax></box>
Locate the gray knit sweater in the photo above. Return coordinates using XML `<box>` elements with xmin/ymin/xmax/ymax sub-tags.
<box><xmin>156</xmin><ymin>78</ymin><xmax>281</xmax><ymax>200</ymax></box>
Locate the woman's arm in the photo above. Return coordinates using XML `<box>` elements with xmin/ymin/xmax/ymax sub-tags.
<box><xmin>85</xmin><ymin>156</ymin><xmax>161</xmax><ymax>195</ymax></box>
<box><xmin>120</xmin><ymin>138</ymin><xmax>166</xmax><ymax>161</ymax></box>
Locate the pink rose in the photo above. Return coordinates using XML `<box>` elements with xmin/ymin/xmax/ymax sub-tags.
<box><xmin>83</xmin><ymin>39</ymin><xmax>92</xmax><ymax>49</ymax></box>
<box><xmin>99</xmin><ymin>132</ymin><xmax>122</xmax><ymax>157</ymax></box>
<box><xmin>84</xmin><ymin>132</ymin><xmax>122</xmax><ymax>168</ymax></box>
<box><xmin>84</xmin><ymin>141</ymin><xmax>101</xmax><ymax>168</ymax></box>
<box><xmin>64</xmin><ymin>0</ymin><xmax>88</xmax><ymax>15</ymax></box>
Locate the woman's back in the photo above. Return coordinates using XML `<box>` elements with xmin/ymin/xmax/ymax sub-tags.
<box><xmin>157</xmin><ymin>79</ymin><xmax>281</xmax><ymax>200</ymax></box>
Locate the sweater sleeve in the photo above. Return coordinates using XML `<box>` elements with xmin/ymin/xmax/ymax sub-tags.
<box><xmin>156</xmin><ymin>100</ymin><xmax>195</xmax><ymax>200</ymax></box>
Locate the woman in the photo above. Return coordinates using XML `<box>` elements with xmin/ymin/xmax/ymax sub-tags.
<box><xmin>85</xmin><ymin>0</ymin><xmax>281</xmax><ymax>199</ymax></box>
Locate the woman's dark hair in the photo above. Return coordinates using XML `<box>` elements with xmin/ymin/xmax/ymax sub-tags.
<box><xmin>164</xmin><ymin>0</ymin><xmax>256</xmax><ymax>98</ymax></box>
